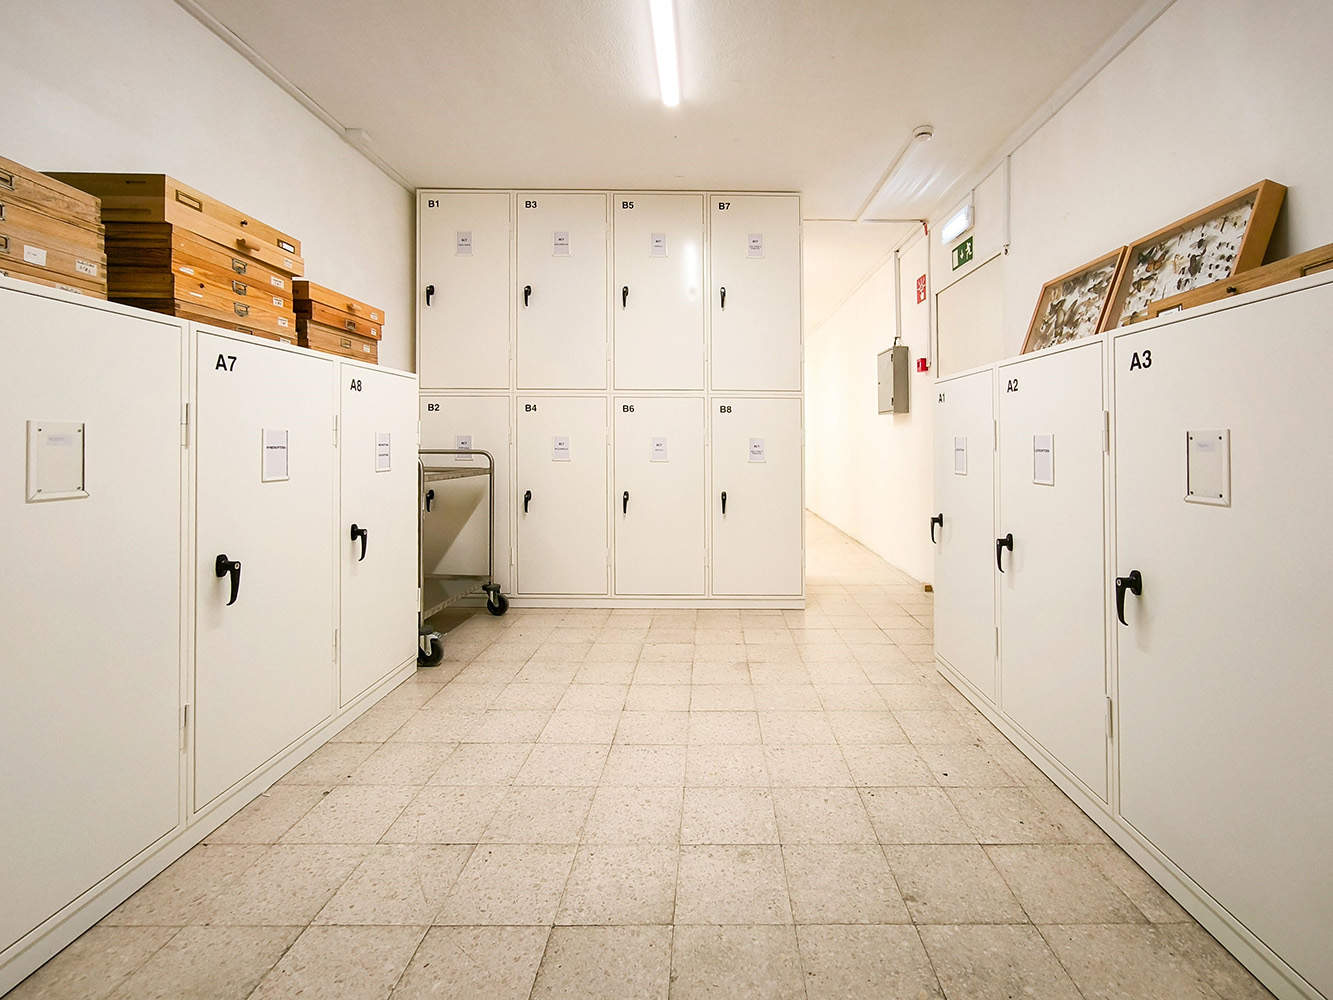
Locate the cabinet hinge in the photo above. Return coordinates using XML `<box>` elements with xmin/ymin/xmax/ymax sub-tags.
<box><xmin>993</xmin><ymin>419</ymin><xmax>998</xmax><ymax>451</ymax></box>
<box><xmin>332</xmin><ymin>414</ymin><xmax>339</xmax><ymax>447</ymax></box>
<box><xmin>1102</xmin><ymin>410</ymin><xmax>1111</xmax><ymax>454</ymax></box>
<box><xmin>333</xmin><ymin>628</ymin><xmax>339</xmax><ymax>661</ymax></box>
<box><xmin>995</xmin><ymin>626</ymin><xmax>999</xmax><ymax>658</ymax></box>
<box><xmin>181</xmin><ymin>703</ymin><xmax>191</xmax><ymax>751</ymax></box>
<box><xmin>181</xmin><ymin>402</ymin><xmax>190</xmax><ymax>448</ymax></box>
<box><xmin>1106</xmin><ymin>697</ymin><xmax>1114</xmax><ymax>739</ymax></box>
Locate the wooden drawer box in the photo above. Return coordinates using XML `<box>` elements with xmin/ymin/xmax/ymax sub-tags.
<box><xmin>105</xmin><ymin>224</ymin><xmax>294</xmax><ymax>295</ymax></box>
<box><xmin>292</xmin><ymin>280</ymin><xmax>384</xmax><ymax>324</ymax></box>
<box><xmin>0</xmin><ymin>155</ymin><xmax>100</xmax><ymax>228</ymax></box>
<box><xmin>0</xmin><ymin>156</ymin><xmax>106</xmax><ymax>299</ymax></box>
<box><xmin>0</xmin><ymin>259</ymin><xmax>105</xmax><ymax>297</ymax></box>
<box><xmin>295</xmin><ymin>299</ymin><xmax>381</xmax><ymax>339</ymax></box>
<box><xmin>0</xmin><ymin>228</ymin><xmax>106</xmax><ymax>288</ymax></box>
<box><xmin>50</xmin><ymin>174</ymin><xmax>304</xmax><ymax>277</ymax></box>
<box><xmin>297</xmin><ymin>319</ymin><xmax>378</xmax><ymax>363</ymax></box>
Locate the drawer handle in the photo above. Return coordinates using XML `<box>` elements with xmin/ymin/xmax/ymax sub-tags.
<box><xmin>340</xmin><ymin>338</ymin><xmax>353</xmax><ymax>349</ymax></box>
<box><xmin>1115</xmin><ymin>570</ymin><xmax>1143</xmax><ymax>626</ymax></box>
<box><xmin>996</xmin><ymin>533</ymin><xmax>1013</xmax><ymax>572</ymax></box>
<box><xmin>930</xmin><ymin>513</ymin><xmax>943</xmax><ymax>544</ymax></box>
<box><xmin>175</xmin><ymin>189</ymin><xmax>203</xmax><ymax>213</ymax></box>
<box><xmin>236</xmin><ymin>237</ymin><xmax>259</xmax><ymax>255</ymax></box>
<box><xmin>344</xmin><ymin>318</ymin><xmax>357</xmax><ymax>331</ymax></box>
<box><xmin>232</xmin><ymin>280</ymin><xmax>248</xmax><ymax>296</ymax></box>
<box><xmin>215</xmin><ymin>554</ymin><xmax>242</xmax><ymax>606</ymax></box>
<box><xmin>346</xmin><ymin>302</ymin><xmax>361</xmax><ymax>313</ymax></box>
<box><xmin>231</xmin><ymin>257</ymin><xmax>248</xmax><ymax>275</ymax></box>
<box><xmin>233</xmin><ymin>302</ymin><xmax>250</xmax><ymax>318</ymax></box>
<box><xmin>350</xmin><ymin>523</ymin><xmax>369</xmax><ymax>561</ymax></box>
<box><xmin>0</xmin><ymin>235</ymin><xmax>8</xmax><ymax>254</ymax></box>
<box><xmin>0</xmin><ymin>169</ymin><xmax>13</xmax><ymax>191</ymax></box>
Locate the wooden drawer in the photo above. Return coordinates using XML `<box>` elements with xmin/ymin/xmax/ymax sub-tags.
<box><xmin>105</xmin><ymin>224</ymin><xmax>294</xmax><ymax>294</ymax></box>
<box><xmin>295</xmin><ymin>299</ymin><xmax>381</xmax><ymax>339</ymax></box>
<box><xmin>108</xmin><ymin>267</ymin><xmax>292</xmax><ymax>313</ymax></box>
<box><xmin>0</xmin><ymin>226</ymin><xmax>106</xmax><ymax>285</ymax></box>
<box><xmin>292</xmin><ymin>280</ymin><xmax>384</xmax><ymax>325</ymax></box>
<box><xmin>123</xmin><ymin>296</ymin><xmax>295</xmax><ymax>339</ymax></box>
<box><xmin>0</xmin><ymin>155</ymin><xmax>101</xmax><ymax>228</ymax></box>
<box><xmin>297</xmin><ymin>320</ymin><xmax>378</xmax><ymax>363</ymax></box>
<box><xmin>115</xmin><ymin>277</ymin><xmax>292</xmax><ymax>330</ymax></box>
<box><xmin>50</xmin><ymin>174</ymin><xmax>304</xmax><ymax>276</ymax></box>
<box><xmin>0</xmin><ymin>259</ymin><xmax>107</xmax><ymax>298</ymax></box>
<box><xmin>0</xmin><ymin>201</ymin><xmax>103</xmax><ymax>254</ymax></box>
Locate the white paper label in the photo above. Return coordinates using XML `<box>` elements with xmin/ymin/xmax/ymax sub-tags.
<box><xmin>278</xmin><ymin>316</ymin><xmax>289</xmax><ymax>328</ymax></box>
<box><xmin>650</xmin><ymin>436</ymin><xmax>669</xmax><ymax>462</ymax></box>
<box><xmin>1033</xmin><ymin>434</ymin><xmax>1055</xmax><ymax>486</ymax></box>
<box><xmin>553</xmin><ymin>231</ymin><xmax>570</xmax><ymax>256</ymax></box>
<box><xmin>374</xmin><ymin>432</ymin><xmax>391</xmax><ymax>472</ymax></box>
<box><xmin>650</xmin><ymin>233</ymin><xmax>668</xmax><ymax>257</ymax></box>
<box><xmin>749</xmin><ymin>437</ymin><xmax>766</xmax><ymax>463</ymax></box>
<box><xmin>954</xmin><ymin>436</ymin><xmax>967</xmax><ymax>475</ymax></box>
<box><xmin>75</xmin><ymin>258</ymin><xmax>98</xmax><ymax>276</ymax></box>
<box><xmin>23</xmin><ymin>245</ymin><xmax>47</xmax><ymax>266</ymax></box>
<box><xmin>262</xmin><ymin>429</ymin><xmax>289</xmax><ymax>482</ymax></box>
<box><xmin>271</xmin><ymin>276</ymin><xmax>285</xmax><ymax>288</ymax></box>
<box><xmin>272</xmin><ymin>296</ymin><xmax>283</xmax><ymax>307</ymax></box>
<box><xmin>1186</xmin><ymin>429</ymin><xmax>1231</xmax><ymax>505</ymax></box>
<box><xmin>283</xmin><ymin>257</ymin><xmax>294</xmax><ymax>270</ymax></box>
<box><xmin>747</xmin><ymin>233</ymin><xmax>764</xmax><ymax>258</ymax></box>
<box><xmin>180</xmin><ymin>265</ymin><xmax>196</xmax><ymax>275</ymax></box>
<box><xmin>455</xmin><ymin>434</ymin><xmax>473</xmax><ymax>461</ymax></box>
<box><xmin>456</xmin><ymin>231</ymin><xmax>473</xmax><ymax>255</ymax></box>
<box><xmin>552</xmin><ymin>435</ymin><xmax>571</xmax><ymax>461</ymax></box>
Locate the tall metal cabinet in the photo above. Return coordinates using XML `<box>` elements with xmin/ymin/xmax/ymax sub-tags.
<box><xmin>418</xmin><ymin>188</ymin><xmax>803</xmax><ymax>606</ymax></box>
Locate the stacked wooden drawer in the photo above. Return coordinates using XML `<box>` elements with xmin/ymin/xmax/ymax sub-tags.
<box><xmin>0</xmin><ymin>155</ymin><xmax>107</xmax><ymax>298</ymax></box>
<box><xmin>49</xmin><ymin>174</ymin><xmax>303</xmax><ymax>342</ymax></box>
<box><xmin>294</xmin><ymin>281</ymin><xmax>383</xmax><ymax>363</ymax></box>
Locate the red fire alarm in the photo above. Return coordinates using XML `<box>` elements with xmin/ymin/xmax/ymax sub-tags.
<box><xmin>916</xmin><ymin>357</ymin><xmax>930</xmax><ymax>373</ymax></box>
<box><xmin>915</xmin><ymin>274</ymin><xmax>927</xmax><ymax>304</ymax></box>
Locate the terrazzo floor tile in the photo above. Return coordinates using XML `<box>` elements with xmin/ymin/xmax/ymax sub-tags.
<box><xmin>312</xmin><ymin>844</ymin><xmax>472</xmax><ymax>925</ymax></box>
<box><xmin>5</xmin><ymin>926</ymin><xmax>180</xmax><ymax>1000</ymax></box>
<box><xmin>685</xmin><ymin>743</ymin><xmax>770</xmax><ymax>787</ymax></box>
<box><xmin>796</xmin><ymin>924</ymin><xmax>943</xmax><ymax>1000</ymax></box>
<box><xmin>986</xmin><ymin>844</ymin><xmax>1146</xmax><ymax>924</ymax></box>
<box><xmin>681</xmin><ymin>787</ymin><xmax>779</xmax><ymax>844</ymax></box>
<box><xmin>946</xmin><ymin>786</ymin><xmax>1071</xmax><ymax>844</ymax></box>
<box><xmin>861</xmin><ymin>786</ymin><xmax>976</xmax><ymax>844</ymax></box>
<box><xmin>530</xmin><ymin>925</ymin><xmax>672</xmax><ymax>1000</ymax></box>
<box><xmin>248</xmin><ymin>924</ymin><xmax>426</xmax><ymax>1000</ymax></box>
<box><xmin>203</xmin><ymin>844</ymin><xmax>371</xmax><ymax>926</ymax></box>
<box><xmin>379</xmin><ymin>786</ymin><xmax>508</xmax><ymax>843</ymax></box>
<box><xmin>479</xmin><ymin>785</ymin><xmax>595</xmax><ymax>844</ymax></box>
<box><xmin>771</xmin><ymin>787</ymin><xmax>877</xmax><ymax>844</ymax></box>
<box><xmin>426</xmin><ymin>744</ymin><xmax>531</xmax><ymax>786</ymax></box>
<box><xmin>841</xmin><ymin>744</ymin><xmax>937</xmax><ymax>787</ymax></box>
<box><xmin>674</xmin><ymin>845</ymin><xmax>792</xmax><ymax>924</ymax></box>
<box><xmin>782</xmin><ymin>845</ymin><xmax>911</xmax><ymax>924</ymax></box>
<box><xmin>763</xmin><ymin>745</ymin><xmax>854</xmax><ymax>787</ymax></box>
<box><xmin>556</xmin><ymin>845</ymin><xmax>679</xmax><ymax>925</ymax></box>
<box><xmin>342</xmin><ymin>743</ymin><xmax>454</xmax><ymax>786</ymax></box>
<box><xmin>918</xmin><ymin>923</ymin><xmax>1081</xmax><ymax>1000</ymax></box>
<box><xmin>513</xmin><ymin>743</ymin><xmax>610</xmax><ymax>786</ymax></box>
<box><xmin>102</xmin><ymin>844</ymin><xmax>266</xmax><ymax>926</ymax></box>
<box><xmin>388</xmin><ymin>926</ymin><xmax>549</xmax><ymax>1000</ymax></box>
<box><xmin>603</xmin><ymin>744</ymin><xmax>689</xmax><ymax>786</ymax></box>
<box><xmin>668</xmin><ymin>925</ymin><xmax>805</xmax><ymax>1000</ymax></box>
<box><xmin>582</xmin><ymin>786</ymin><xmax>684</xmax><ymax>844</ymax></box>
<box><xmin>204</xmin><ymin>785</ymin><xmax>329</xmax><ymax>845</ymax></box>
<box><xmin>434</xmin><ymin>845</ymin><xmax>577</xmax><ymax>925</ymax></box>
<box><xmin>883</xmin><ymin>845</ymin><xmax>1027</xmax><ymax>924</ymax></box>
<box><xmin>1040</xmin><ymin>924</ymin><xmax>1221</xmax><ymax>1000</ymax></box>
<box><xmin>278</xmin><ymin>742</ymin><xmax>378</xmax><ymax>785</ymax></box>
<box><xmin>103</xmin><ymin>925</ymin><xmax>300</xmax><ymax>1000</ymax></box>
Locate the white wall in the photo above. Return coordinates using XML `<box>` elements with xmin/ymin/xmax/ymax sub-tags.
<box><xmin>809</xmin><ymin>0</ymin><xmax>1333</xmax><ymax>576</ymax></box>
<box><xmin>0</xmin><ymin>0</ymin><xmax>415</xmax><ymax>371</ymax></box>
<box><xmin>806</xmin><ymin>233</ymin><xmax>935</xmax><ymax>584</ymax></box>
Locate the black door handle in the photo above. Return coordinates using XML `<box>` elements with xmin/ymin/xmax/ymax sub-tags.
<box><xmin>720</xmin><ymin>286</ymin><xmax>726</xmax><ymax>310</ymax></box>
<box><xmin>930</xmin><ymin>513</ymin><xmax>943</xmax><ymax>544</ymax></box>
<box><xmin>523</xmin><ymin>284</ymin><xmax>532</xmax><ymax>307</ymax></box>
<box><xmin>523</xmin><ymin>489</ymin><xmax>532</xmax><ymax>513</ymax></box>
<box><xmin>622</xmin><ymin>285</ymin><xmax>629</xmax><ymax>308</ymax></box>
<box><xmin>622</xmin><ymin>490</ymin><xmax>630</xmax><ymax>514</ymax></box>
<box><xmin>996</xmin><ymin>533</ymin><xmax>1013</xmax><ymax>572</ymax></box>
<box><xmin>425</xmin><ymin>284</ymin><xmax>435</xmax><ymax>306</ymax></box>
<box><xmin>425</xmin><ymin>488</ymin><xmax>435</xmax><ymax>513</ymax></box>
<box><xmin>1115</xmin><ymin>570</ymin><xmax>1143</xmax><ymax>626</ymax></box>
<box><xmin>721</xmin><ymin>490</ymin><xmax>727</xmax><ymax>515</ymax></box>
<box><xmin>215</xmin><ymin>554</ymin><xmax>241</xmax><ymax>606</ymax></box>
<box><xmin>350</xmin><ymin>524</ymin><xmax>368</xmax><ymax>561</ymax></box>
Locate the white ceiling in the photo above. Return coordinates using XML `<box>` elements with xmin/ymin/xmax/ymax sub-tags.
<box><xmin>185</xmin><ymin>0</ymin><xmax>1149</xmax><ymax>330</ymax></box>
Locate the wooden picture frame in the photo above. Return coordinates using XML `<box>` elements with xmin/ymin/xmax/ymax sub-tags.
<box><xmin>1021</xmin><ymin>247</ymin><xmax>1127</xmax><ymax>354</ymax></box>
<box><xmin>1100</xmin><ymin>179</ymin><xmax>1286</xmax><ymax>331</ymax></box>
<box><xmin>1143</xmin><ymin>242</ymin><xmax>1333</xmax><ymax>320</ymax></box>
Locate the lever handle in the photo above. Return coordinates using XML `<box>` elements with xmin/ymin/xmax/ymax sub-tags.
<box><xmin>350</xmin><ymin>524</ymin><xmax>368</xmax><ymax>561</ymax></box>
<box><xmin>622</xmin><ymin>285</ymin><xmax>629</xmax><ymax>308</ymax></box>
<box><xmin>623</xmin><ymin>490</ymin><xmax>630</xmax><ymax>514</ymax></box>
<box><xmin>425</xmin><ymin>488</ymin><xmax>435</xmax><ymax>513</ymax></box>
<box><xmin>930</xmin><ymin>513</ymin><xmax>943</xmax><ymax>544</ymax></box>
<box><xmin>996</xmin><ymin>533</ymin><xmax>1013</xmax><ymax>573</ymax></box>
<box><xmin>215</xmin><ymin>554</ymin><xmax>241</xmax><ymax>606</ymax></box>
<box><xmin>1115</xmin><ymin>570</ymin><xmax>1143</xmax><ymax>626</ymax></box>
<box><xmin>523</xmin><ymin>284</ymin><xmax>532</xmax><ymax>307</ymax></box>
<box><xmin>721</xmin><ymin>490</ymin><xmax>727</xmax><ymax>515</ymax></box>
<box><xmin>425</xmin><ymin>284</ymin><xmax>434</xmax><ymax>306</ymax></box>
<box><xmin>720</xmin><ymin>286</ymin><xmax>726</xmax><ymax>310</ymax></box>
<box><xmin>523</xmin><ymin>489</ymin><xmax>532</xmax><ymax>513</ymax></box>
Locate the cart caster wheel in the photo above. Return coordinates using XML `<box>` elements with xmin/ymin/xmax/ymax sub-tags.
<box><xmin>487</xmin><ymin>593</ymin><xmax>509</xmax><ymax>616</ymax></box>
<box><xmin>417</xmin><ymin>636</ymin><xmax>445</xmax><ymax>668</ymax></box>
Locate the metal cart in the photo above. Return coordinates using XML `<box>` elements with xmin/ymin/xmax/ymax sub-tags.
<box><xmin>418</xmin><ymin>448</ymin><xmax>507</xmax><ymax>666</ymax></box>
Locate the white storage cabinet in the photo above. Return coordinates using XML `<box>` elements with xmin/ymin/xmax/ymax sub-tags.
<box><xmin>418</xmin><ymin>190</ymin><xmax>511</xmax><ymax>389</ymax></box>
<box><xmin>931</xmin><ymin>367</ymin><xmax>998</xmax><ymax>701</ymax></box>
<box><xmin>338</xmin><ymin>360</ymin><xmax>419</xmax><ymax>706</ymax></box>
<box><xmin>614</xmin><ymin>396</ymin><xmax>705</xmax><ymax>595</ymax></box>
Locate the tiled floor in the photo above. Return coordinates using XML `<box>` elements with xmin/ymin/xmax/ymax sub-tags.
<box><xmin>7</xmin><ymin>515</ymin><xmax>1275</xmax><ymax>1000</ymax></box>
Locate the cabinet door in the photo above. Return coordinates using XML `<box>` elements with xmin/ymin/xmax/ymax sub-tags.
<box><xmin>613</xmin><ymin>193</ymin><xmax>704</xmax><ymax>389</ymax></box>
<box><xmin>933</xmin><ymin>369</ymin><xmax>996</xmax><ymax>701</ymax></box>
<box><xmin>0</xmin><ymin>289</ymin><xmax>183</xmax><ymax>953</ymax></box>
<box><xmin>614</xmin><ymin>397</ymin><xmax>705</xmax><ymax>595</ymax></box>
<box><xmin>194</xmin><ymin>331</ymin><xmax>336</xmax><ymax>809</ymax></box>
<box><xmin>709</xmin><ymin>195</ymin><xmax>802</xmax><ymax>391</ymax></box>
<box><xmin>420</xmin><ymin>395</ymin><xmax>512</xmax><ymax>594</ymax></box>
<box><xmin>516</xmin><ymin>396</ymin><xmax>608</xmax><ymax>595</ymax></box>
<box><xmin>710</xmin><ymin>397</ymin><xmax>803</xmax><ymax>596</ymax></box>
<box><xmin>1115</xmin><ymin>288</ymin><xmax>1333</xmax><ymax>998</ymax></box>
<box><xmin>997</xmin><ymin>343</ymin><xmax>1107</xmax><ymax>799</ymax></box>
<box><xmin>517</xmin><ymin>193</ymin><xmax>608</xmax><ymax>389</ymax></box>
<box><xmin>418</xmin><ymin>191</ymin><xmax>511</xmax><ymax>389</ymax></box>
<box><xmin>339</xmin><ymin>364</ymin><xmax>418</xmax><ymax>706</ymax></box>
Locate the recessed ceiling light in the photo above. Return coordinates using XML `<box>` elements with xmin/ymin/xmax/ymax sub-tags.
<box><xmin>649</xmin><ymin>0</ymin><xmax>680</xmax><ymax>107</ymax></box>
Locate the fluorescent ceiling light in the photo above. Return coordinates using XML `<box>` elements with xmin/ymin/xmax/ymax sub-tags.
<box><xmin>650</xmin><ymin>0</ymin><xmax>680</xmax><ymax>107</ymax></box>
<box><xmin>940</xmin><ymin>203</ymin><xmax>974</xmax><ymax>244</ymax></box>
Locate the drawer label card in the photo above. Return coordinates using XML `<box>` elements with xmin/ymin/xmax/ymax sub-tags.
<box><xmin>23</xmin><ymin>244</ymin><xmax>47</xmax><ymax>266</ymax></box>
<box><xmin>262</xmin><ymin>428</ymin><xmax>289</xmax><ymax>482</ymax></box>
<box><xmin>376</xmin><ymin>432</ymin><xmax>392</xmax><ymax>472</ymax></box>
<box><xmin>271</xmin><ymin>276</ymin><xmax>285</xmax><ymax>289</ymax></box>
<box><xmin>456</xmin><ymin>231</ymin><xmax>473</xmax><ymax>255</ymax></box>
<box><xmin>650</xmin><ymin>233</ymin><xmax>668</xmax><ymax>258</ymax></box>
<box><xmin>1033</xmin><ymin>434</ymin><xmax>1055</xmax><ymax>486</ymax></box>
<box><xmin>272</xmin><ymin>296</ymin><xmax>283</xmax><ymax>307</ymax></box>
<box><xmin>749</xmin><ymin>437</ymin><xmax>766</xmax><ymax>463</ymax></box>
<box><xmin>76</xmin><ymin>259</ymin><xmax>98</xmax><ymax>277</ymax></box>
<box><xmin>455</xmin><ymin>434</ymin><xmax>473</xmax><ymax>462</ymax></box>
<box><xmin>748</xmin><ymin>233</ymin><xmax>764</xmax><ymax>258</ymax></box>
<box><xmin>552</xmin><ymin>435</ymin><xmax>571</xmax><ymax>461</ymax></box>
<box><xmin>553</xmin><ymin>231</ymin><xmax>570</xmax><ymax>256</ymax></box>
<box><xmin>954</xmin><ymin>437</ymin><xmax>967</xmax><ymax>475</ymax></box>
<box><xmin>651</xmin><ymin>436</ymin><xmax>669</xmax><ymax>462</ymax></box>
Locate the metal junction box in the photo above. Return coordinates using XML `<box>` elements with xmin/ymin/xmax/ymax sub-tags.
<box><xmin>878</xmin><ymin>344</ymin><xmax>909</xmax><ymax>413</ymax></box>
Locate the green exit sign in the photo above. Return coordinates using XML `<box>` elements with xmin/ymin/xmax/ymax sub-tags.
<box><xmin>951</xmin><ymin>236</ymin><xmax>974</xmax><ymax>271</ymax></box>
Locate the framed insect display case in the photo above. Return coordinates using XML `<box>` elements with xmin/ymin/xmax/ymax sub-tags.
<box><xmin>1100</xmin><ymin>179</ymin><xmax>1286</xmax><ymax>331</ymax></box>
<box><xmin>1022</xmin><ymin>247</ymin><xmax>1127</xmax><ymax>353</ymax></box>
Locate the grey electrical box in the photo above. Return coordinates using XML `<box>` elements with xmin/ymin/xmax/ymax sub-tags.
<box><xmin>877</xmin><ymin>345</ymin><xmax>910</xmax><ymax>413</ymax></box>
